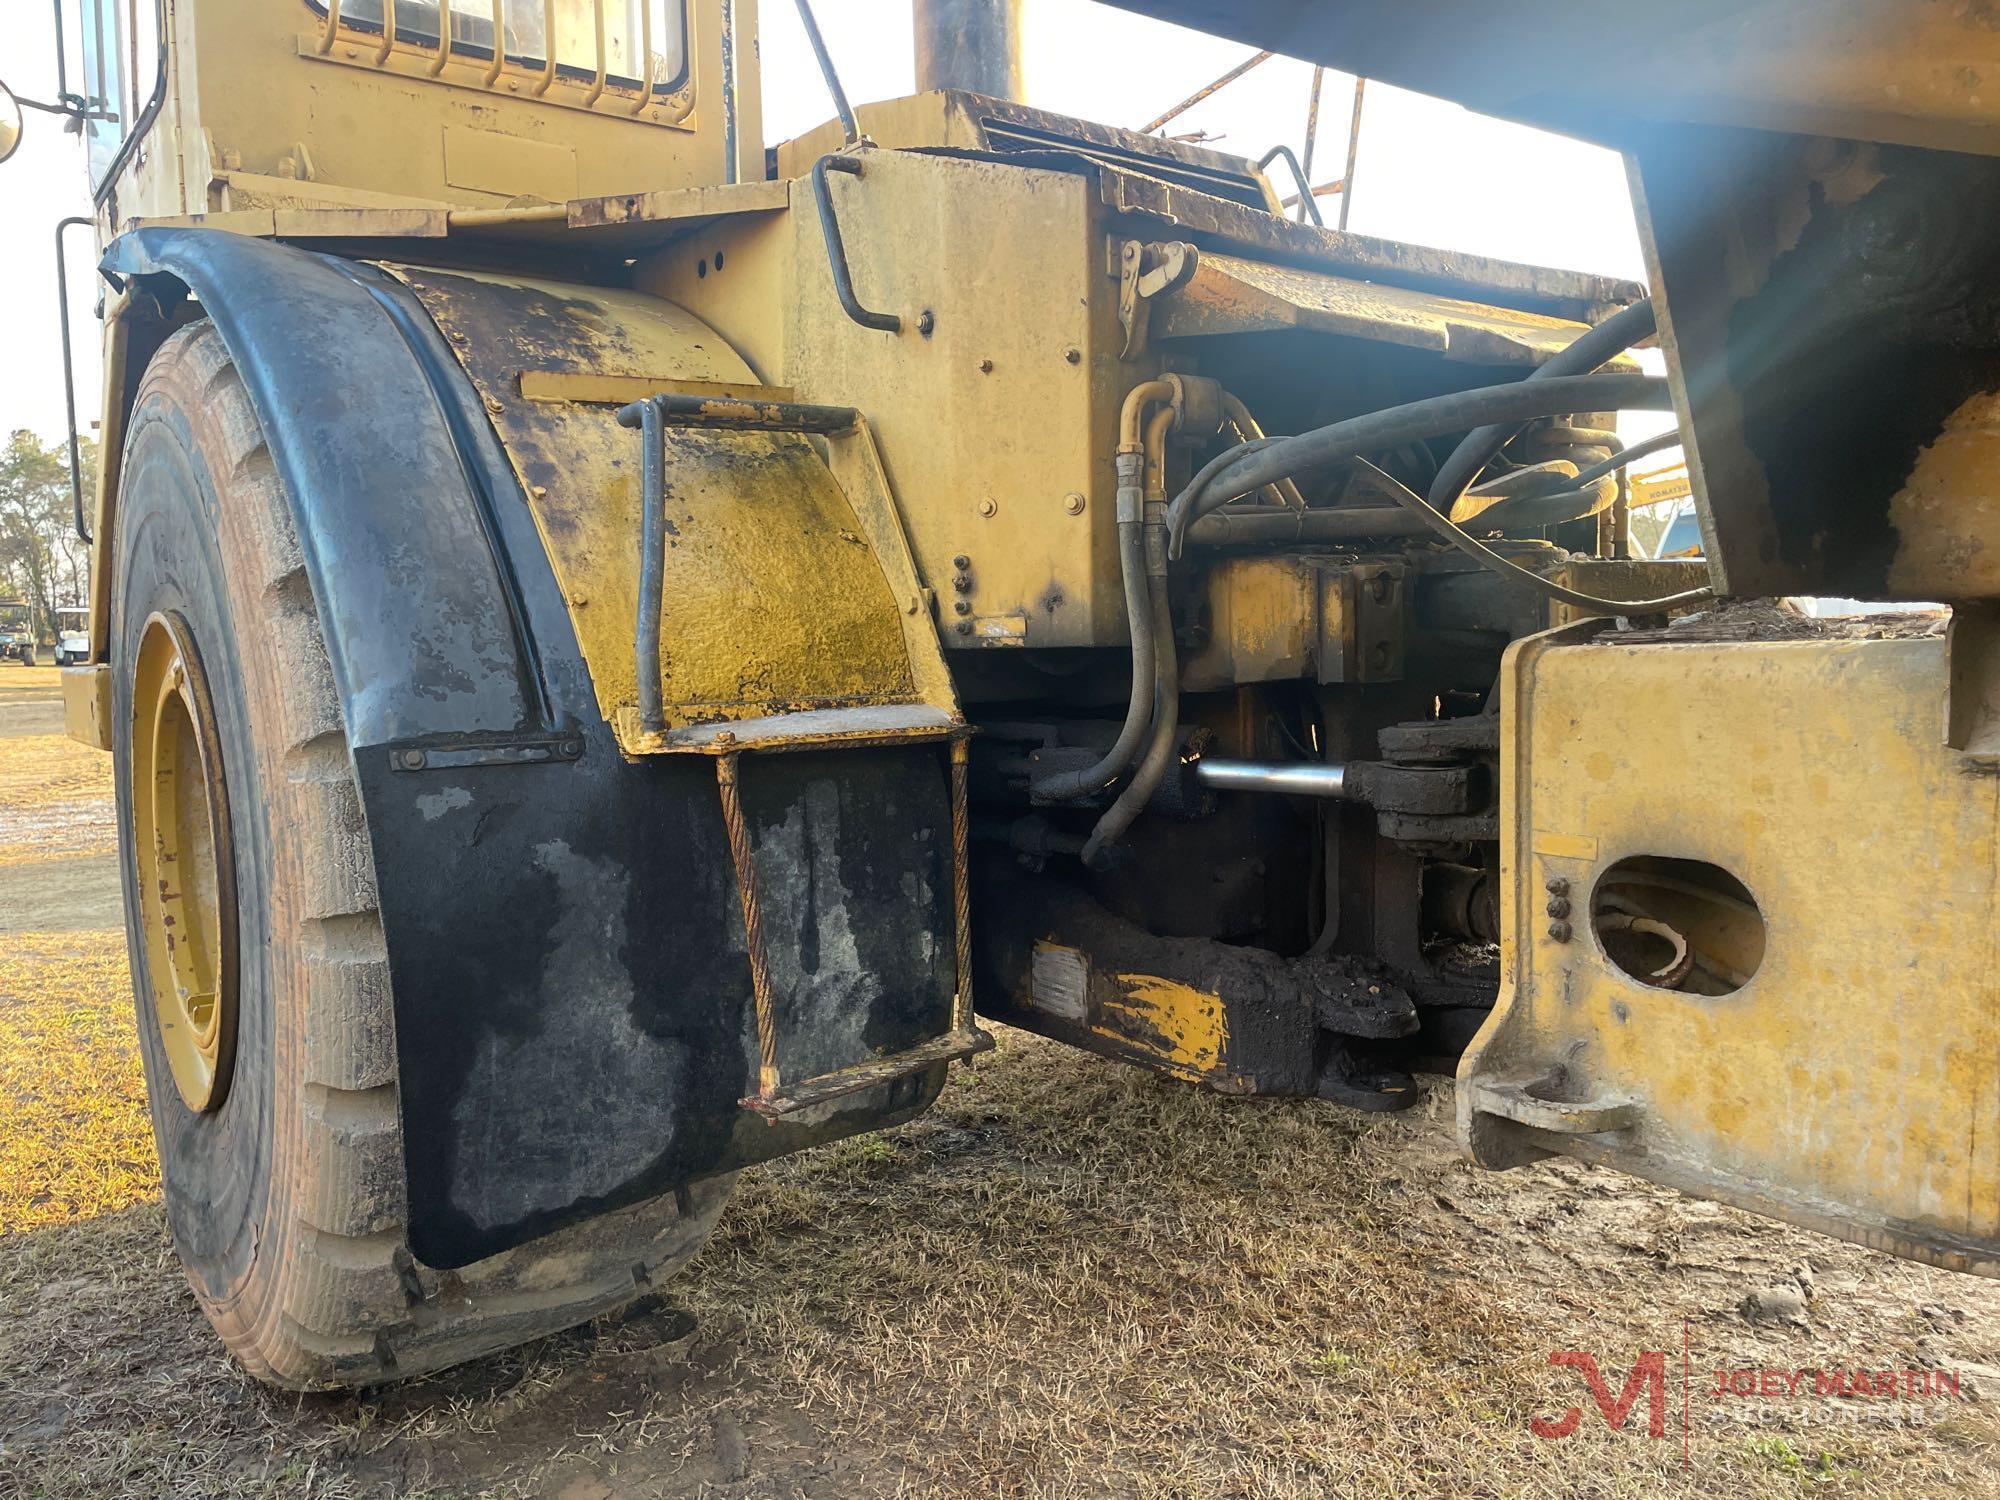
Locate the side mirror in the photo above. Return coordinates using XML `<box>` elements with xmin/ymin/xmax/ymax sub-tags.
<box><xmin>0</xmin><ymin>81</ymin><xmax>22</xmax><ymax>166</ymax></box>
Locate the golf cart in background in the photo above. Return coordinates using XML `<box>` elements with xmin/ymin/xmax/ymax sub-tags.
<box><xmin>0</xmin><ymin>599</ymin><xmax>36</xmax><ymax>666</ymax></box>
<box><xmin>53</xmin><ymin>607</ymin><xmax>88</xmax><ymax>666</ymax></box>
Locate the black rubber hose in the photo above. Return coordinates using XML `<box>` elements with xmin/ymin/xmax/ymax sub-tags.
<box><xmin>1031</xmin><ymin>514</ymin><xmax>1156</xmax><ymax>802</ymax></box>
<box><xmin>1080</xmin><ymin>571</ymin><xmax>1178</xmax><ymax>867</ymax></box>
<box><xmin>1560</xmin><ymin>428</ymin><xmax>1679</xmax><ymax>493</ymax></box>
<box><xmin>1426</xmin><ymin>298</ymin><xmax>1657</xmax><ymax>518</ymax></box>
<box><xmin>1167</xmin><ymin>371</ymin><xmax>1673</xmax><ymax>557</ymax></box>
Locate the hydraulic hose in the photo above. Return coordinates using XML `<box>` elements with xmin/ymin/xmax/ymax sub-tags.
<box><xmin>1037</xmin><ymin>381</ymin><xmax>1176</xmax><ymax>803</ymax></box>
<box><xmin>1080</xmin><ymin>539</ymin><xmax>1178</xmax><ymax>867</ymax></box>
<box><xmin>1032</xmin><ymin>455</ymin><xmax>1156</xmax><ymax>802</ymax></box>
<box><xmin>1167</xmin><ymin>372</ymin><xmax>1672</xmax><ymax>557</ymax></box>
<box><xmin>1427</xmin><ymin>298</ymin><xmax>1657</xmax><ymax>519</ymax></box>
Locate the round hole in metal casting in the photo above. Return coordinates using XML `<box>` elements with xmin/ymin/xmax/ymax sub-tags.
<box><xmin>1590</xmin><ymin>855</ymin><xmax>1763</xmax><ymax>996</ymax></box>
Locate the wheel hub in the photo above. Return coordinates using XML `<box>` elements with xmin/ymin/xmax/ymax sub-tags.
<box><xmin>131</xmin><ymin>612</ymin><xmax>239</xmax><ymax>1112</ymax></box>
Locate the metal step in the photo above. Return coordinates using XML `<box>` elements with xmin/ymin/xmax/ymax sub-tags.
<box><xmin>740</xmin><ymin>1026</ymin><xmax>996</xmax><ymax>1119</ymax></box>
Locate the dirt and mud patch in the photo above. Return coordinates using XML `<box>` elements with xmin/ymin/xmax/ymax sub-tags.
<box><xmin>3</xmin><ymin>668</ymin><xmax>2000</xmax><ymax>1497</ymax></box>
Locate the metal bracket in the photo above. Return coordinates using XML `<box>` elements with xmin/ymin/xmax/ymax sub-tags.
<box><xmin>387</xmin><ymin>732</ymin><xmax>585</xmax><ymax>770</ymax></box>
<box><xmin>1117</xmin><ymin>239</ymin><xmax>1199</xmax><ymax>361</ymax></box>
<box><xmin>1471</xmin><ymin>1076</ymin><xmax>1640</xmax><ymax>1136</ymax></box>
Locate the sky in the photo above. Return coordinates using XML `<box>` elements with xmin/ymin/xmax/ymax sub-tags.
<box><xmin>0</xmin><ymin>0</ymin><xmax>1655</xmax><ymax>449</ymax></box>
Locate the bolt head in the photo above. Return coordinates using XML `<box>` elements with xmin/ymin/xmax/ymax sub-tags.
<box><xmin>917</xmin><ymin>309</ymin><xmax>936</xmax><ymax>337</ymax></box>
<box><xmin>953</xmin><ymin>599</ymin><xmax>971</xmax><ymax>615</ymax></box>
<box><xmin>1547</xmin><ymin>919</ymin><xmax>1572</xmax><ymax>943</ymax></box>
<box><xmin>953</xmin><ymin>620</ymin><xmax>973</xmax><ymax>636</ymax></box>
<box><xmin>1063</xmin><ymin>492</ymin><xmax>1086</xmax><ymax>515</ymax></box>
<box><xmin>1546</xmin><ymin>896</ymin><xmax>1572</xmax><ymax>919</ymax></box>
<box><xmin>952</xmin><ymin>555</ymin><xmax>971</xmax><ymax>569</ymax></box>
<box><xmin>951</xmin><ymin>574</ymin><xmax>972</xmax><ymax>593</ymax></box>
<box><xmin>978</xmin><ymin>498</ymin><xmax>998</xmax><ymax>518</ymax></box>
<box><xmin>714</xmin><ymin>730</ymin><xmax>736</xmax><ymax>746</ymax></box>
<box><xmin>977</xmin><ymin>358</ymin><xmax>994</xmax><ymax>374</ymax></box>
<box><xmin>1064</xmin><ymin>346</ymin><xmax>1082</xmax><ymax>365</ymax></box>
<box><xmin>1545</xmin><ymin>876</ymin><xmax>1570</xmax><ymax>896</ymax></box>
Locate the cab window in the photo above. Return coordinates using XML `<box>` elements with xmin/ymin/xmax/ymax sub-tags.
<box><xmin>76</xmin><ymin>0</ymin><xmax>167</xmax><ymax>186</ymax></box>
<box><xmin>313</xmin><ymin>0</ymin><xmax>688</xmax><ymax>94</ymax></box>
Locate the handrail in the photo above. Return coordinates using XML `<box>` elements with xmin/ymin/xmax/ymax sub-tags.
<box><xmin>793</xmin><ymin>0</ymin><xmax>857</xmax><ymax>145</ymax></box>
<box><xmin>628</xmin><ymin>0</ymin><xmax>651</xmax><ymax>113</ymax></box>
<box><xmin>532</xmin><ymin>0</ymin><xmax>557</xmax><ymax>93</ymax></box>
<box><xmin>482</xmin><ymin>0</ymin><xmax>506</xmax><ymax>85</ymax></box>
<box><xmin>583</xmin><ymin>0</ymin><xmax>608</xmax><ymax>106</ymax></box>
<box><xmin>1256</xmin><ymin>145</ymin><xmax>1324</xmax><ymax>227</ymax></box>
<box><xmin>810</xmin><ymin>155</ymin><xmax>901</xmax><ymax>334</ymax></box>
<box><xmin>316</xmin><ymin>0</ymin><xmax>342</xmax><ymax>54</ymax></box>
<box><xmin>55</xmin><ymin>216</ymin><xmax>95</xmax><ymax>546</ymax></box>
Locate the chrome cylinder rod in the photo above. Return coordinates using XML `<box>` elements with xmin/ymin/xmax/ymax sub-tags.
<box><xmin>1195</xmin><ymin>758</ymin><xmax>1349</xmax><ymax>798</ymax></box>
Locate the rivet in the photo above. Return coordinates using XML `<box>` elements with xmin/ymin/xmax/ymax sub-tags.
<box><xmin>952</xmin><ymin>555</ymin><xmax>971</xmax><ymax>569</ymax></box>
<box><xmin>917</xmin><ymin>309</ymin><xmax>936</xmax><ymax>337</ymax></box>
<box><xmin>1063</xmin><ymin>346</ymin><xmax>1082</xmax><ymax>365</ymax></box>
<box><xmin>977</xmin><ymin>358</ymin><xmax>994</xmax><ymax>374</ymax></box>
<box><xmin>977</xmin><ymin>498</ymin><xmax>998</xmax><ymax>518</ymax></box>
<box><xmin>1063</xmin><ymin>492</ymin><xmax>1086</xmax><ymax>515</ymax></box>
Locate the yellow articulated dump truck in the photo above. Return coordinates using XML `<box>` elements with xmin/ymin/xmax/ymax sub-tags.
<box><xmin>5</xmin><ymin>0</ymin><xmax>1994</xmax><ymax>1388</ymax></box>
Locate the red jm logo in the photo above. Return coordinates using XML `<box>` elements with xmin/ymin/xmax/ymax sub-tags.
<box><xmin>1532</xmin><ymin>1351</ymin><xmax>1669</xmax><ymax>1440</ymax></box>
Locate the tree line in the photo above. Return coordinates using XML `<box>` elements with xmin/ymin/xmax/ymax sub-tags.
<box><xmin>1</xmin><ymin>429</ymin><xmax>96</xmax><ymax>639</ymax></box>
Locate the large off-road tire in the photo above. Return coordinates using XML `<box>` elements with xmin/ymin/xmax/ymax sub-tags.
<box><xmin>112</xmin><ymin>321</ymin><xmax>732</xmax><ymax>1390</ymax></box>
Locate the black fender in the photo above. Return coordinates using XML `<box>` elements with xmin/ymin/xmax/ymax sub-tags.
<box><xmin>100</xmin><ymin>230</ymin><xmax>952</xmax><ymax>1267</ymax></box>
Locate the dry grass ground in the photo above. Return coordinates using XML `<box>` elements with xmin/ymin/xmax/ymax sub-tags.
<box><xmin>4</xmin><ymin>663</ymin><xmax>2000</xmax><ymax>1498</ymax></box>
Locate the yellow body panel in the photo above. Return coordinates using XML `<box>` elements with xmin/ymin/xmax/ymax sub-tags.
<box><xmin>60</xmin><ymin>666</ymin><xmax>114</xmax><ymax>752</ymax></box>
<box><xmin>1463</xmin><ymin>625</ymin><xmax>2000</xmax><ymax>1274</ymax></box>
<box><xmin>643</xmin><ymin>149</ymin><xmax>1135</xmax><ymax>649</ymax></box>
